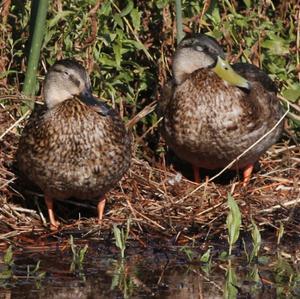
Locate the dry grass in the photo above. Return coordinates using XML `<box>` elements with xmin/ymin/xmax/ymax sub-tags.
<box><xmin>0</xmin><ymin>90</ymin><xmax>299</xmax><ymax>248</ymax></box>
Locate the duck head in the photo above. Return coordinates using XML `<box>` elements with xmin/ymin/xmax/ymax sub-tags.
<box><xmin>44</xmin><ymin>59</ymin><xmax>93</xmax><ymax>109</ymax></box>
<box><xmin>173</xmin><ymin>33</ymin><xmax>250</xmax><ymax>90</ymax></box>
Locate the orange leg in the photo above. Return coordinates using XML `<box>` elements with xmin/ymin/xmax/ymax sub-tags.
<box><xmin>44</xmin><ymin>195</ymin><xmax>59</xmax><ymax>230</ymax></box>
<box><xmin>97</xmin><ymin>196</ymin><xmax>106</xmax><ymax>223</ymax></box>
<box><xmin>242</xmin><ymin>164</ymin><xmax>254</xmax><ymax>186</ymax></box>
<box><xmin>193</xmin><ymin>165</ymin><xmax>200</xmax><ymax>184</ymax></box>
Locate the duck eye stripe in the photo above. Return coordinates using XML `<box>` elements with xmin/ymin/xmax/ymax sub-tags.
<box><xmin>69</xmin><ymin>74</ymin><xmax>81</xmax><ymax>87</ymax></box>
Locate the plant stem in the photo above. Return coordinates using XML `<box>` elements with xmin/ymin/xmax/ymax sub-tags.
<box><xmin>175</xmin><ymin>0</ymin><xmax>184</xmax><ymax>44</ymax></box>
<box><xmin>22</xmin><ymin>0</ymin><xmax>49</xmax><ymax>108</ymax></box>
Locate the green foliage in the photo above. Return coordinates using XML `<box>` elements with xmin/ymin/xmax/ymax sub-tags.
<box><xmin>250</xmin><ymin>219</ymin><xmax>261</xmax><ymax>263</ymax></box>
<box><xmin>27</xmin><ymin>261</ymin><xmax>43</xmax><ymax>278</ymax></box>
<box><xmin>22</xmin><ymin>0</ymin><xmax>49</xmax><ymax>102</ymax></box>
<box><xmin>175</xmin><ymin>0</ymin><xmax>184</xmax><ymax>43</ymax></box>
<box><xmin>26</xmin><ymin>260</ymin><xmax>46</xmax><ymax>286</ymax></box>
<box><xmin>224</xmin><ymin>262</ymin><xmax>238</xmax><ymax>299</ymax></box>
<box><xmin>110</xmin><ymin>259</ymin><xmax>137</xmax><ymax>299</ymax></box>
<box><xmin>0</xmin><ymin>246</ymin><xmax>14</xmax><ymax>281</ymax></box>
<box><xmin>3</xmin><ymin>245</ymin><xmax>13</xmax><ymax>267</ymax></box>
<box><xmin>200</xmin><ymin>248</ymin><xmax>211</xmax><ymax>263</ymax></box>
<box><xmin>0</xmin><ymin>246</ymin><xmax>45</xmax><ymax>287</ymax></box>
<box><xmin>226</xmin><ymin>194</ymin><xmax>241</xmax><ymax>255</ymax></box>
<box><xmin>277</xmin><ymin>222</ymin><xmax>285</xmax><ymax>245</ymax></box>
<box><xmin>2</xmin><ymin>0</ymin><xmax>298</xmax><ymax>134</ymax></box>
<box><xmin>69</xmin><ymin>235</ymin><xmax>88</xmax><ymax>273</ymax></box>
<box><xmin>179</xmin><ymin>245</ymin><xmax>194</xmax><ymax>262</ymax></box>
<box><xmin>113</xmin><ymin>217</ymin><xmax>131</xmax><ymax>259</ymax></box>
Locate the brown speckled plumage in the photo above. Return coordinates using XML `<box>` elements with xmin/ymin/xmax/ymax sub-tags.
<box><xmin>160</xmin><ymin>34</ymin><xmax>284</xmax><ymax>176</ymax></box>
<box><xmin>17</xmin><ymin>59</ymin><xmax>131</xmax><ymax>227</ymax></box>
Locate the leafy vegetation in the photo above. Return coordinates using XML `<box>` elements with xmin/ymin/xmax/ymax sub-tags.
<box><xmin>22</xmin><ymin>0</ymin><xmax>49</xmax><ymax>100</ymax></box>
<box><xmin>1</xmin><ymin>0</ymin><xmax>299</xmax><ymax>137</ymax></box>
<box><xmin>226</xmin><ymin>193</ymin><xmax>241</xmax><ymax>256</ymax></box>
<box><xmin>69</xmin><ymin>235</ymin><xmax>88</xmax><ymax>273</ymax></box>
<box><xmin>113</xmin><ymin>217</ymin><xmax>131</xmax><ymax>259</ymax></box>
<box><xmin>0</xmin><ymin>246</ymin><xmax>45</xmax><ymax>288</ymax></box>
<box><xmin>0</xmin><ymin>0</ymin><xmax>299</xmax><ymax>296</ymax></box>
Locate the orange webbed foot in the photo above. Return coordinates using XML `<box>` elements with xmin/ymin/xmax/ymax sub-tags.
<box><xmin>44</xmin><ymin>195</ymin><xmax>60</xmax><ymax>230</ymax></box>
<box><xmin>242</xmin><ymin>164</ymin><xmax>254</xmax><ymax>187</ymax></box>
<box><xmin>97</xmin><ymin>196</ymin><xmax>106</xmax><ymax>224</ymax></box>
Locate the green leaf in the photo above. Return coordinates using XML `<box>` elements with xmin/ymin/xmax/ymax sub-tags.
<box><xmin>219</xmin><ymin>251</ymin><xmax>228</xmax><ymax>260</ymax></box>
<box><xmin>79</xmin><ymin>245</ymin><xmax>88</xmax><ymax>264</ymax></box>
<box><xmin>155</xmin><ymin>0</ymin><xmax>169</xmax><ymax>9</ymax></box>
<box><xmin>130</xmin><ymin>8</ymin><xmax>141</xmax><ymax>30</ymax></box>
<box><xmin>243</xmin><ymin>0</ymin><xmax>251</xmax><ymax>8</ymax></box>
<box><xmin>249</xmin><ymin>265</ymin><xmax>260</xmax><ymax>282</ymax></box>
<box><xmin>98</xmin><ymin>55</ymin><xmax>119</xmax><ymax>67</ymax></box>
<box><xmin>226</xmin><ymin>194</ymin><xmax>241</xmax><ymax>254</ymax></box>
<box><xmin>179</xmin><ymin>246</ymin><xmax>194</xmax><ymax>261</ymax></box>
<box><xmin>250</xmin><ymin>219</ymin><xmax>261</xmax><ymax>262</ymax></box>
<box><xmin>124</xmin><ymin>40</ymin><xmax>144</xmax><ymax>50</ymax></box>
<box><xmin>69</xmin><ymin>235</ymin><xmax>76</xmax><ymax>256</ymax></box>
<box><xmin>125</xmin><ymin>217</ymin><xmax>131</xmax><ymax>240</ymax></box>
<box><xmin>277</xmin><ymin>222</ymin><xmax>285</xmax><ymax>245</ymax></box>
<box><xmin>282</xmin><ymin>84</ymin><xmax>300</xmax><ymax>102</ymax></box>
<box><xmin>37</xmin><ymin>271</ymin><xmax>46</xmax><ymax>279</ymax></box>
<box><xmin>32</xmin><ymin>260</ymin><xmax>41</xmax><ymax>274</ymax></box>
<box><xmin>3</xmin><ymin>246</ymin><xmax>13</xmax><ymax>266</ymax></box>
<box><xmin>48</xmin><ymin>11</ymin><xmax>73</xmax><ymax>28</ymax></box>
<box><xmin>257</xmin><ymin>256</ymin><xmax>269</xmax><ymax>265</ymax></box>
<box><xmin>113</xmin><ymin>14</ymin><xmax>124</xmax><ymax>29</ymax></box>
<box><xmin>113</xmin><ymin>225</ymin><xmax>122</xmax><ymax>250</ymax></box>
<box><xmin>100</xmin><ymin>2</ymin><xmax>112</xmax><ymax>16</ymax></box>
<box><xmin>113</xmin><ymin>43</ymin><xmax>122</xmax><ymax>67</ymax></box>
<box><xmin>200</xmin><ymin>248</ymin><xmax>211</xmax><ymax>263</ymax></box>
<box><xmin>224</xmin><ymin>265</ymin><xmax>238</xmax><ymax>299</ymax></box>
<box><xmin>120</xmin><ymin>1</ymin><xmax>134</xmax><ymax>17</ymax></box>
<box><xmin>0</xmin><ymin>269</ymin><xmax>12</xmax><ymax>280</ymax></box>
<box><xmin>261</xmin><ymin>38</ymin><xmax>289</xmax><ymax>55</ymax></box>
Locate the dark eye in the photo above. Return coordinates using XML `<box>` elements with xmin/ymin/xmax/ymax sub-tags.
<box><xmin>64</xmin><ymin>71</ymin><xmax>69</xmax><ymax>76</ymax></box>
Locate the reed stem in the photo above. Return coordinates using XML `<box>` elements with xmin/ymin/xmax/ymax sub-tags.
<box><xmin>22</xmin><ymin>0</ymin><xmax>49</xmax><ymax>109</ymax></box>
<box><xmin>175</xmin><ymin>0</ymin><xmax>184</xmax><ymax>44</ymax></box>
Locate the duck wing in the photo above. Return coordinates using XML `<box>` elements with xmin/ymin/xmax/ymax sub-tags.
<box><xmin>232</xmin><ymin>63</ymin><xmax>277</xmax><ymax>93</ymax></box>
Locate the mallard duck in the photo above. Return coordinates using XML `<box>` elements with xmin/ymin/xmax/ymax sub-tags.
<box><xmin>160</xmin><ymin>33</ymin><xmax>284</xmax><ymax>184</ymax></box>
<box><xmin>17</xmin><ymin>59</ymin><xmax>131</xmax><ymax>229</ymax></box>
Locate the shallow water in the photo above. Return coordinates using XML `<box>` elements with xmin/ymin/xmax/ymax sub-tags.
<box><xmin>0</xmin><ymin>237</ymin><xmax>297</xmax><ymax>299</ymax></box>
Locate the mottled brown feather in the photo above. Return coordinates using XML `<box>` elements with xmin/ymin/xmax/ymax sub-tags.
<box><xmin>17</xmin><ymin>97</ymin><xmax>131</xmax><ymax>201</ymax></box>
<box><xmin>161</xmin><ymin>68</ymin><xmax>284</xmax><ymax>170</ymax></box>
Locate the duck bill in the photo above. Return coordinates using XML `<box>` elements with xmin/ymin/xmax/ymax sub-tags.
<box><xmin>212</xmin><ymin>56</ymin><xmax>250</xmax><ymax>90</ymax></box>
<box><xmin>80</xmin><ymin>88</ymin><xmax>99</xmax><ymax>106</ymax></box>
<box><xmin>80</xmin><ymin>88</ymin><xmax>111</xmax><ymax>116</ymax></box>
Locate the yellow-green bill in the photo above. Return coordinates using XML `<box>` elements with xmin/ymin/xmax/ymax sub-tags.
<box><xmin>213</xmin><ymin>56</ymin><xmax>250</xmax><ymax>90</ymax></box>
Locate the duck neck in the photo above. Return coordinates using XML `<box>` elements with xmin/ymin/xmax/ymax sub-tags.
<box><xmin>172</xmin><ymin>48</ymin><xmax>215</xmax><ymax>85</ymax></box>
<box><xmin>44</xmin><ymin>85</ymin><xmax>73</xmax><ymax>109</ymax></box>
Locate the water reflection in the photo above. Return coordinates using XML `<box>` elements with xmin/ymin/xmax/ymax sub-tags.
<box><xmin>0</xmin><ymin>244</ymin><xmax>291</xmax><ymax>299</ymax></box>
<box><xmin>7</xmin><ymin>266</ymin><xmax>224</xmax><ymax>299</ymax></box>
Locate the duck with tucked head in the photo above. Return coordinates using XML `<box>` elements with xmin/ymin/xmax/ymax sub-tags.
<box><xmin>160</xmin><ymin>33</ymin><xmax>284</xmax><ymax>184</ymax></box>
<box><xmin>17</xmin><ymin>60</ymin><xmax>131</xmax><ymax>229</ymax></box>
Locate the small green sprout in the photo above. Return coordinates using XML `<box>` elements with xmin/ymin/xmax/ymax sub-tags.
<box><xmin>113</xmin><ymin>217</ymin><xmax>131</xmax><ymax>259</ymax></box>
<box><xmin>250</xmin><ymin>219</ymin><xmax>261</xmax><ymax>263</ymax></box>
<box><xmin>226</xmin><ymin>193</ymin><xmax>242</xmax><ymax>256</ymax></box>
<box><xmin>224</xmin><ymin>263</ymin><xmax>238</xmax><ymax>299</ymax></box>
<box><xmin>277</xmin><ymin>222</ymin><xmax>285</xmax><ymax>245</ymax></box>
<box><xmin>0</xmin><ymin>245</ymin><xmax>14</xmax><ymax>281</ymax></box>
<box><xmin>200</xmin><ymin>248</ymin><xmax>212</xmax><ymax>274</ymax></box>
<box><xmin>69</xmin><ymin>235</ymin><xmax>88</xmax><ymax>273</ymax></box>
<box><xmin>179</xmin><ymin>246</ymin><xmax>194</xmax><ymax>262</ymax></box>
